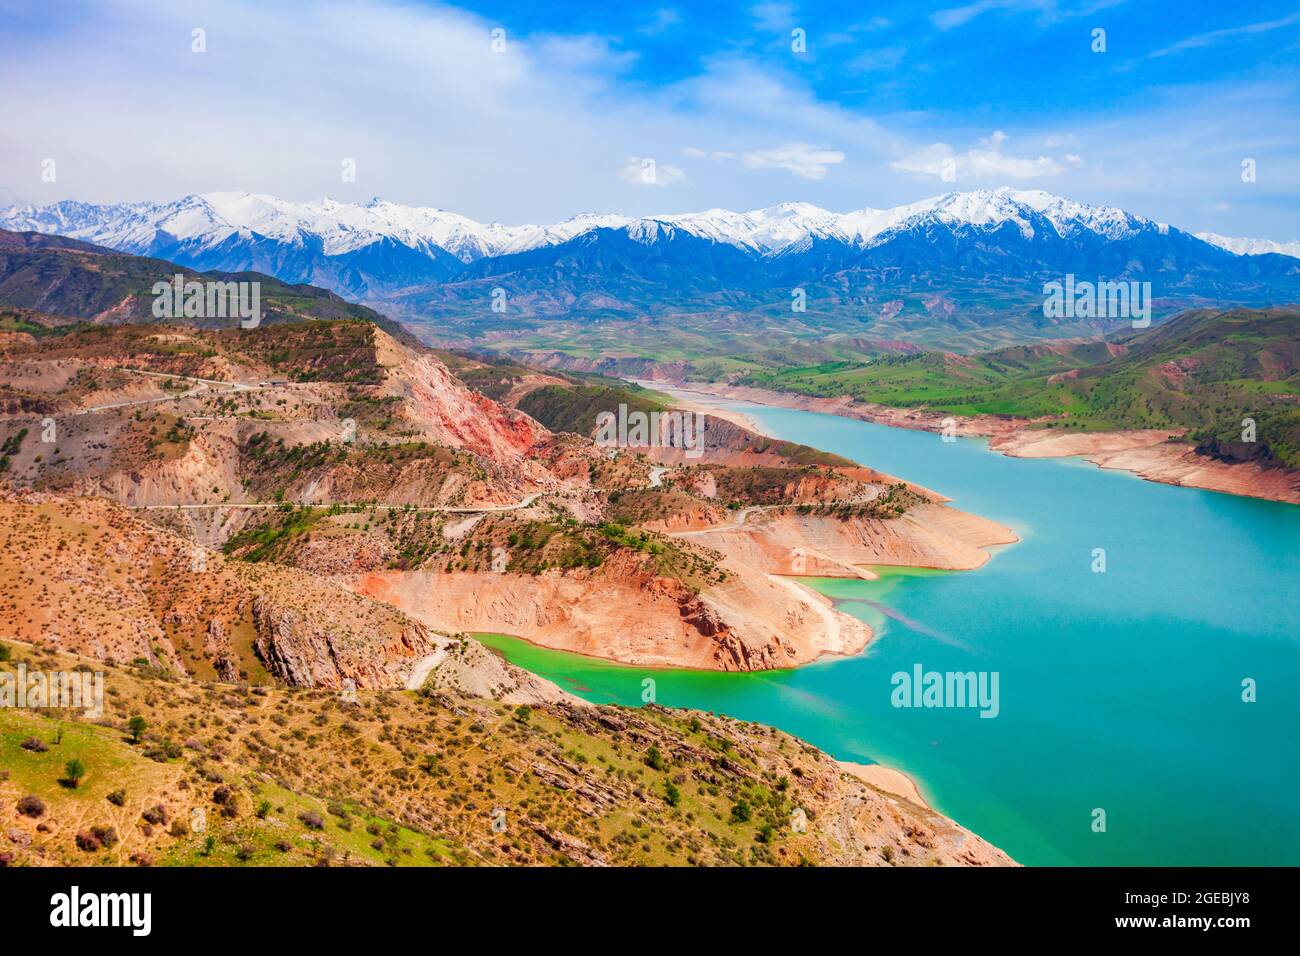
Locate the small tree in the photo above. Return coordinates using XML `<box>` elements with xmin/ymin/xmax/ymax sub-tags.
<box><xmin>64</xmin><ymin>758</ymin><xmax>86</xmax><ymax>788</ymax></box>
<box><xmin>127</xmin><ymin>715</ymin><xmax>147</xmax><ymax>744</ymax></box>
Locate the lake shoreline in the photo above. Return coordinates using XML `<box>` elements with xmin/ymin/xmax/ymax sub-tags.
<box><xmin>475</xmin><ymin>396</ymin><xmax>1300</xmax><ymax>865</ymax></box>
<box><xmin>472</xmin><ymin>631</ymin><xmax>942</xmax><ymax>817</ymax></box>
<box><xmin>657</xmin><ymin>379</ymin><xmax>1300</xmax><ymax>505</ymax></box>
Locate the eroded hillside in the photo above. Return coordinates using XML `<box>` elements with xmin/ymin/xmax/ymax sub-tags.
<box><xmin>0</xmin><ymin>639</ymin><xmax>1014</xmax><ymax>867</ymax></box>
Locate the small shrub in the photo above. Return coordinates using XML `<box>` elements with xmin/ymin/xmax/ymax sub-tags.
<box><xmin>107</xmin><ymin>789</ymin><xmax>127</xmax><ymax>807</ymax></box>
<box><xmin>17</xmin><ymin>795</ymin><xmax>45</xmax><ymax>818</ymax></box>
<box><xmin>143</xmin><ymin>739</ymin><xmax>182</xmax><ymax>762</ymax></box>
<box><xmin>298</xmin><ymin>810</ymin><xmax>325</xmax><ymax>830</ymax></box>
<box><xmin>645</xmin><ymin>746</ymin><xmax>665</xmax><ymax>771</ymax></box>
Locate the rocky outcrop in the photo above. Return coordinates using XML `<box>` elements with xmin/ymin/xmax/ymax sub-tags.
<box><xmin>352</xmin><ymin>548</ymin><xmax>873</xmax><ymax>672</ymax></box>
<box><xmin>250</xmin><ymin>594</ymin><xmax>438</xmax><ymax>689</ymax></box>
<box><xmin>415</xmin><ymin>636</ymin><xmax>583</xmax><ymax>706</ymax></box>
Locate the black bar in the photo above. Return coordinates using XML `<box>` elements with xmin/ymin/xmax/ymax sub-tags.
<box><xmin>1</xmin><ymin>866</ymin><xmax>1285</xmax><ymax>942</ymax></box>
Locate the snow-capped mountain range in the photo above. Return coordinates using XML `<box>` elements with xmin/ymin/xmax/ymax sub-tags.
<box><xmin>2</xmin><ymin>188</ymin><xmax>1297</xmax><ymax>328</ymax></box>
<box><xmin>0</xmin><ymin>187</ymin><xmax>1200</xmax><ymax>261</ymax></box>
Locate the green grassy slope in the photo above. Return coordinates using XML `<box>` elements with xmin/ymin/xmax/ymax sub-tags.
<box><xmin>0</xmin><ymin>228</ymin><xmax>416</xmax><ymax>344</ymax></box>
<box><xmin>735</xmin><ymin>308</ymin><xmax>1300</xmax><ymax>467</ymax></box>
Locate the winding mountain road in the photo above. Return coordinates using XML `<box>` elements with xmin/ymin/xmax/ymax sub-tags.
<box><xmin>131</xmin><ymin>492</ymin><xmax>546</xmax><ymax>514</ymax></box>
<box><xmin>74</xmin><ymin>368</ymin><xmax>262</xmax><ymax>415</ymax></box>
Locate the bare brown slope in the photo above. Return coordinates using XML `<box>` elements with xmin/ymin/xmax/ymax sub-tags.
<box><xmin>354</xmin><ymin>554</ymin><xmax>871</xmax><ymax>672</ymax></box>
<box><xmin>0</xmin><ymin>489</ymin><xmax>562</xmax><ymax>701</ymax></box>
<box><xmin>0</xmin><ymin>323</ymin><xmax>593</xmax><ymax>510</ymax></box>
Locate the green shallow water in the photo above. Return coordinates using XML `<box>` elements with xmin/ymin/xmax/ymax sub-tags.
<box><xmin>478</xmin><ymin>399</ymin><xmax>1300</xmax><ymax>865</ymax></box>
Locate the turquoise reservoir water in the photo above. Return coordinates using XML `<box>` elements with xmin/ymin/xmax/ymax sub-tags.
<box><xmin>480</xmin><ymin>401</ymin><xmax>1300</xmax><ymax>865</ymax></box>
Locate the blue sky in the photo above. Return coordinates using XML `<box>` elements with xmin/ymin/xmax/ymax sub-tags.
<box><xmin>1</xmin><ymin>0</ymin><xmax>1298</xmax><ymax>238</ymax></box>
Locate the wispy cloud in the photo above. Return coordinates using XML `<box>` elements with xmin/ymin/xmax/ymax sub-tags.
<box><xmin>619</xmin><ymin>157</ymin><xmax>686</xmax><ymax>187</ymax></box>
<box><xmin>846</xmin><ymin>46</ymin><xmax>906</xmax><ymax>73</ymax></box>
<box><xmin>1145</xmin><ymin>12</ymin><xmax>1300</xmax><ymax>59</ymax></box>
<box><xmin>891</xmin><ymin>131</ymin><xmax>1082</xmax><ymax>181</ymax></box>
<box><xmin>682</xmin><ymin>147</ymin><xmax>737</xmax><ymax>162</ymax></box>
<box><xmin>638</xmin><ymin>8</ymin><xmax>681</xmax><ymax>37</ymax></box>
<box><xmin>751</xmin><ymin>1</ymin><xmax>798</xmax><ymax>33</ymax></box>
<box><xmin>931</xmin><ymin>0</ymin><xmax>1046</xmax><ymax>31</ymax></box>
<box><xmin>741</xmin><ymin>143</ymin><xmax>845</xmax><ymax>180</ymax></box>
<box><xmin>932</xmin><ymin>0</ymin><xmax>1125</xmax><ymax>31</ymax></box>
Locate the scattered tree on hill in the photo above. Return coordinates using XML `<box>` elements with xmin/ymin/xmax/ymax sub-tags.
<box><xmin>127</xmin><ymin>715</ymin><xmax>147</xmax><ymax>744</ymax></box>
<box><xmin>63</xmin><ymin>758</ymin><xmax>86</xmax><ymax>788</ymax></box>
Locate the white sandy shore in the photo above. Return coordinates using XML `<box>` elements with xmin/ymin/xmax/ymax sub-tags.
<box><xmin>838</xmin><ymin>760</ymin><xmax>930</xmax><ymax>808</ymax></box>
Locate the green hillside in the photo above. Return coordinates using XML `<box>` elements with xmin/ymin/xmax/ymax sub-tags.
<box><xmin>0</xmin><ymin>228</ymin><xmax>411</xmax><ymax>341</ymax></box>
<box><xmin>736</xmin><ymin>308</ymin><xmax>1300</xmax><ymax>467</ymax></box>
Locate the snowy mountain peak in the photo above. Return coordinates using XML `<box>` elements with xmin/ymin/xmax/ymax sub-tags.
<box><xmin>1195</xmin><ymin>232</ymin><xmax>1300</xmax><ymax>259</ymax></box>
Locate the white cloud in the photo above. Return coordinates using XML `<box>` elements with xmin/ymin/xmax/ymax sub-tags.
<box><xmin>931</xmin><ymin>0</ymin><xmax>1125</xmax><ymax>31</ymax></box>
<box><xmin>891</xmin><ymin>131</ymin><xmax>1082</xmax><ymax>181</ymax></box>
<box><xmin>0</xmin><ymin>1</ymin><xmax>894</xmax><ymax>219</ymax></box>
<box><xmin>639</xmin><ymin>8</ymin><xmax>682</xmax><ymax>37</ymax></box>
<box><xmin>931</xmin><ymin>0</ymin><xmax>1034</xmax><ymax>31</ymax></box>
<box><xmin>1043</xmin><ymin>133</ymin><xmax>1078</xmax><ymax>148</ymax></box>
<box><xmin>1146</xmin><ymin>12</ymin><xmax>1300</xmax><ymax>59</ymax></box>
<box><xmin>619</xmin><ymin>157</ymin><xmax>686</xmax><ymax>187</ymax></box>
<box><xmin>741</xmin><ymin>143</ymin><xmax>845</xmax><ymax>180</ymax></box>
<box><xmin>682</xmin><ymin>147</ymin><xmax>737</xmax><ymax>161</ymax></box>
<box><xmin>846</xmin><ymin>46</ymin><xmax>906</xmax><ymax>72</ymax></box>
<box><xmin>751</xmin><ymin>2</ymin><xmax>798</xmax><ymax>33</ymax></box>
